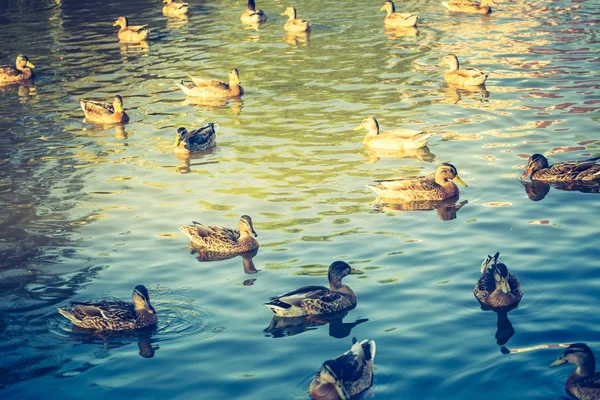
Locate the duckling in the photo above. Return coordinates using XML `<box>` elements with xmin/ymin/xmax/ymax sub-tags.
<box><xmin>176</xmin><ymin>69</ymin><xmax>244</xmax><ymax>99</ymax></box>
<box><xmin>367</xmin><ymin>163</ymin><xmax>467</xmax><ymax>201</ymax></box>
<box><xmin>474</xmin><ymin>252</ymin><xmax>523</xmax><ymax>309</ymax></box>
<box><xmin>179</xmin><ymin>215</ymin><xmax>258</xmax><ymax>253</ymax></box>
<box><xmin>281</xmin><ymin>6</ymin><xmax>311</xmax><ymax>33</ymax></box>
<box><xmin>439</xmin><ymin>54</ymin><xmax>488</xmax><ymax>86</ymax></box>
<box><xmin>162</xmin><ymin>0</ymin><xmax>190</xmax><ymax>17</ymax></box>
<box><xmin>80</xmin><ymin>95</ymin><xmax>129</xmax><ymax>124</ymax></box>
<box><xmin>57</xmin><ymin>285</ymin><xmax>157</xmax><ymax>331</ymax></box>
<box><xmin>521</xmin><ymin>154</ymin><xmax>600</xmax><ymax>183</ymax></box>
<box><xmin>113</xmin><ymin>16</ymin><xmax>150</xmax><ymax>42</ymax></box>
<box><xmin>354</xmin><ymin>117</ymin><xmax>433</xmax><ymax>151</ymax></box>
<box><xmin>380</xmin><ymin>0</ymin><xmax>418</xmax><ymax>28</ymax></box>
<box><xmin>442</xmin><ymin>0</ymin><xmax>497</xmax><ymax>14</ymax></box>
<box><xmin>264</xmin><ymin>261</ymin><xmax>363</xmax><ymax>317</ymax></box>
<box><xmin>550</xmin><ymin>343</ymin><xmax>600</xmax><ymax>400</ymax></box>
<box><xmin>173</xmin><ymin>123</ymin><xmax>218</xmax><ymax>155</ymax></box>
<box><xmin>241</xmin><ymin>0</ymin><xmax>267</xmax><ymax>24</ymax></box>
<box><xmin>0</xmin><ymin>55</ymin><xmax>35</xmax><ymax>84</ymax></box>
<box><xmin>309</xmin><ymin>338</ymin><xmax>376</xmax><ymax>400</ymax></box>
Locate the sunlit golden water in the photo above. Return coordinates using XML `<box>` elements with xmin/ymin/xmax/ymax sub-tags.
<box><xmin>1</xmin><ymin>0</ymin><xmax>599</xmax><ymax>398</ymax></box>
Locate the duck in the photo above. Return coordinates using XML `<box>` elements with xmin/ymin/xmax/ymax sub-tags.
<box><xmin>438</xmin><ymin>54</ymin><xmax>487</xmax><ymax>86</ymax></box>
<box><xmin>264</xmin><ymin>261</ymin><xmax>363</xmax><ymax>317</ymax></box>
<box><xmin>367</xmin><ymin>163</ymin><xmax>467</xmax><ymax>201</ymax></box>
<box><xmin>442</xmin><ymin>0</ymin><xmax>497</xmax><ymax>14</ymax></box>
<box><xmin>162</xmin><ymin>0</ymin><xmax>190</xmax><ymax>17</ymax></box>
<box><xmin>474</xmin><ymin>252</ymin><xmax>523</xmax><ymax>309</ymax></box>
<box><xmin>380</xmin><ymin>0</ymin><xmax>418</xmax><ymax>28</ymax></box>
<box><xmin>309</xmin><ymin>338</ymin><xmax>376</xmax><ymax>400</ymax></box>
<box><xmin>550</xmin><ymin>343</ymin><xmax>600</xmax><ymax>400</ymax></box>
<box><xmin>113</xmin><ymin>16</ymin><xmax>150</xmax><ymax>42</ymax></box>
<box><xmin>173</xmin><ymin>123</ymin><xmax>218</xmax><ymax>155</ymax></box>
<box><xmin>176</xmin><ymin>69</ymin><xmax>244</xmax><ymax>99</ymax></box>
<box><xmin>80</xmin><ymin>95</ymin><xmax>129</xmax><ymax>124</ymax></box>
<box><xmin>281</xmin><ymin>6</ymin><xmax>311</xmax><ymax>33</ymax></box>
<box><xmin>521</xmin><ymin>154</ymin><xmax>600</xmax><ymax>183</ymax></box>
<box><xmin>57</xmin><ymin>285</ymin><xmax>157</xmax><ymax>331</ymax></box>
<box><xmin>0</xmin><ymin>55</ymin><xmax>35</xmax><ymax>84</ymax></box>
<box><xmin>354</xmin><ymin>117</ymin><xmax>433</xmax><ymax>151</ymax></box>
<box><xmin>179</xmin><ymin>215</ymin><xmax>259</xmax><ymax>253</ymax></box>
<box><xmin>241</xmin><ymin>0</ymin><xmax>267</xmax><ymax>24</ymax></box>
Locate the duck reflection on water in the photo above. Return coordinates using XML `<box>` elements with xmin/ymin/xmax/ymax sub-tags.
<box><xmin>67</xmin><ymin>326</ymin><xmax>159</xmax><ymax>359</ymax></box>
<box><xmin>190</xmin><ymin>247</ymin><xmax>260</xmax><ymax>275</ymax></box>
<box><xmin>264</xmin><ymin>309</ymin><xmax>368</xmax><ymax>339</ymax></box>
<box><xmin>522</xmin><ymin>180</ymin><xmax>600</xmax><ymax>201</ymax></box>
<box><xmin>373</xmin><ymin>196</ymin><xmax>468</xmax><ymax>221</ymax></box>
<box><xmin>363</xmin><ymin>145</ymin><xmax>436</xmax><ymax>164</ymax></box>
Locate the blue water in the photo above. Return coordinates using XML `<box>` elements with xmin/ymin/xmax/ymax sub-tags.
<box><xmin>1</xmin><ymin>0</ymin><xmax>599</xmax><ymax>399</ymax></box>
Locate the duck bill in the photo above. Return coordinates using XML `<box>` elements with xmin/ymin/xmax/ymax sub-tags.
<box><xmin>113</xmin><ymin>21</ymin><xmax>120</xmax><ymax>26</ymax></box>
<box><xmin>379</xmin><ymin>5</ymin><xmax>386</xmax><ymax>11</ymax></box>
<box><xmin>453</xmin><ymin>175</ymin><xmax>467</xmax><ymax>187</ymax></box>
<box><xmin>521</xmin><ymin>166</ymin><xmax>533</xmax><ymax>179</ymax></box>
<box><xmin>549</xmin><ymin>356</ymin><xmax>567</xmax><ymax>367</ymax></box>
<box><xmin>174</xmin><ymin>137</ymin><xmax>183</xmax><ymax>148</ymax></box>
<box><xmin>437</xmin><ymin>60</ymin><xmax>446</xmax><ymax>66</ymax></box>
<box><xmin>350</xmin><ymin>268</ymin><xmax>364</xmax><ymax>275</ymax></box>
<box><xmin>320</xmin><ymin>366</ymin><xmax>349</xmax><ymax>400</ymax></box>
<box><xmin>251</xmin><ymin>229</ymin><xmax>258</xmax><ymax>237</ymax></box>
<box><xmin>499</xmin><ymin>277</ymin><xmax>511</xmax><ymax>294</ymax></box>
<box><xmin>352</xmin><ymin>124</ymin><xmax>363</xmax><ymax>131</ymax></box>
<box><xmin>25</xmin><ymin>61</ymin><xmax>35</xmax><ymax>69</ymax></box>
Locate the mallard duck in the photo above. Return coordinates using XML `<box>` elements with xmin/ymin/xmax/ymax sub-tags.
<box><xmin>80</xmin><ymin>95</ymin><xmax>129</xmax><ymax>124</ymax></box>
<box><xmin>309</xmin><ymin>338</ymin><xmax>376</xmax><ymax>400</ymax></box>
<box><xmin>162</xmin><ymin>0</ymin><xmax>190</xmax><ymax>17</ymax></box>
<box><xmin>521</xmin><ymin>154</ymin><xmax>600</xmax><ymax>183</ymax></box>
<box><xmin>281</xmin><ymin>6</ymin><xmax>311</xmax><ymax>33</ymax></box>
<box><xmin>474</xmin><ymin>252</ymin><xmax>522</xmax><ymax>309</ymax></box>
<box><xmin>0</xmin><ymin>55</ymin><xmax>35</xmax><ymax>84</ymax></box>
<box><xmin>179</xmin><ymin>215</ymin><xmax>259</xmax><ymax>253</ymax></box>
<box><xmin>176</xmin><ymin>69</ymin><xmax>244</xmax><ymax>99</ymax></box>
<box><xmin>173</xmin><ymin>123</ymin><xmax>218</xmax><ymax>155</ymax></box>
<box><xmin>241</xmin><ymin>0</ymin><xmax>267</xmax><ymax>24</ymax></box>
<box><xmin>367</xmin><ymin>163</ymin><xmax>466</xmax><ymax>201</ymax></box>
<box><xmin>550</xmin><ymin>343</ymin><xmax>600</xmax><ymax>400</ymax></box>
<box><xmin>439</xmin><ymin>54</ymin><xmax>487</xmax><ymax>86</ymax></box>
<box><xmin>113</xmin><ymin>16</ymin><xmax>149</xmax><ymax>42</ymax></box>
<box><xmin>380</xmin><ymin>1</ymin><xmax>418</xmax><ymax>28</ymax></box>
<box><xmin>354</xmin><ymin>117</ymin><xmax>433</xmax><ymax>151</ymax></box>
<box><xmin>442</xmin><ymin>0</ymin><xmax>497</xmax><ymax>14</ymax></box>
<box><xmin>57</xmin><ymin>285</ymin><xmax>157</xmax><ymax>331</ymax></box>
<box><xmin>264</xmin><ymin>261</ymin><xmax>363</xmax><ymax>317</ymax></box>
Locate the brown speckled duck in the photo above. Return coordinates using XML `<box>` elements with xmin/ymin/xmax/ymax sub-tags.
<box><xmin>177</xmin><ymin>69</ymin><xmax>244</xmax><ymax>99</ymax></box>
<box><xmin>264</xmin><ymin>261</ymin><xmax>363</xmax><ymax>317</ymax></box>
<box><xmin>367</xmin><ymin>163</ymin><xmax>466</xmax><ymax>201</ymax></box>
<box><xmin>113</xmin><ymin>16</ymin><xmax>150</xmax><ymax>42</ymax></box>
<box><xmin>442</xmin><ymin>0</ymin><xmax>497</xmax><ymax>14</ymax></box>
<box><xmin>474</xmin><ymin>252</ymin><xmax>522</xmax><ymax>309</ymax></box>
<box><xmin>380</xmin><ymin>0</ymin><xmax>418</xmax><ymax>28</ymax></box>
<box><xmin>179</xmin><ymin>215</ymin><xmax>258</xmax><ymax>253</ymax></box>
<box><xmin>57</xmin><ymin>285</ymin><xmax>157</xmax><ymax>331</ymax></box>
<box><xmin>0</xmin><ymin>55</ymin><xmax>35</xmax><ymax>84</ymax></box>
<box><xmin>80</xmin><ymin>95</ymin><xmax>129</xmax><ymax>124</ymax></box>
<box><xmin>241</xmin><ymin>0</ymin><xmax>267</xmax><ymax>24</ymax></box>
<box><xmin>162</xmin><ymin>0</ymin><xmax>190</xmax><ymax>17</ymax></box>
<box><xmin>439</xmin><ymin>54</ymin><xmax>488</xmax><ymax>86</ymax></box>
<box><xmin>309</xmin><ymin>338</ymin><xmax>376</xmax><ymax>400</ymax></box>
<box><xmin>173</xmin><ymin>123</ymin><xmax>217</xmax><ymax>155</ymax></box>
<box><xmin>281</xmin><ymin>6</ymin><xmax>311</xmax><ymax>33</ymax></box>
<box><xmin>550</xmin><ymin>343</ymin><xmax>600</xmax><ymax>400</ymax></box>
<box><xmin>521</xmin><ymin>154</ymin><xmax>600</xmax><ymax>183</ymax></box>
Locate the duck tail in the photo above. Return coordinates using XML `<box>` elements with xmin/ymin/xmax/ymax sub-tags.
<box><xmin>366</xmin><ymin>184</ymin><xmax>383</xmax><ymax>196</ymax></box>
<box><xmin>57</xmin><ymin>307</ymin><xmax>78</xmax><ymax>324</ymax></box>
<box><xmin>176</xmin><ymin>81</ymin><xmax>191</xmax><ymax>96</ymax></box>
<box><xmin>413</xmin><ymin>132</ymin><xmax>433</xmax><ymax>147</ymax></box>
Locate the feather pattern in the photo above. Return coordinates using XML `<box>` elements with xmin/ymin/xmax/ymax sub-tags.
<box><xmin>173</xmin><ymin>123</ymin><xmax>218</xmax><ymax>154</ymax></box>
<box><xmin>80</xmin><ymin>95</ymin><xmax>129</xmax><ymax>124</ymax></box>
<box><xmin>474</xmin><ymin>252</ymin><xmax>522</xmax><ymax>308</ymax></box>
<box><xmin>522</xmin><ymin>154</ymin><xmax>600</xmax><ymax>183</ymax></box>
<box><xmin>179</xmin><ymin>215</ymin><xmax>259</xmax><ymax>253</ymax></box>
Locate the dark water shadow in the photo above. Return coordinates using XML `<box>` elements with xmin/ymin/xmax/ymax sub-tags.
<box><xmin>373</xmin><ymin>196</ymin><xmax>468</xmax><ymax>221</ymax></box>
<box><xmin>478</xmin><ymin>302</ymin><xmax>519</xmax><ymax>352</ymax></box>
<box><xmin>264</xmin><ymin>309</ymin><xmax>368</xmax><ymax>339</ymax></box>
<box><xmin>64</xmin><ymin>325</ymin><xmax>159</xmax><ymax>359</ymax></box>
<box><xmin>522</xmin><ymin>180</ymin><xmax>600</xmax><ymax>201</ymax></box>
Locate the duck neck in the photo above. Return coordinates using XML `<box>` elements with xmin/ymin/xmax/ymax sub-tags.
<box><xmin>386</xmin><ymin>3</ymin><xmax>395</xmax><ymax>15</ymax></box>
<box><xmin>448</xmin><ymin>58</ymin><xmax>459</xmax><ymax>71</ymax></box>
<box><xmin>572</xmin><ymin>359</ymin><xmax>596</xmax><ymax>379</ymax></box>
<box><xmin>287</xmin><ymin>8</ymin><xmax>297</xmax><ymax>20</ymax></box>
<box><xmin>330</xmin><ymin>282</ymin><xmax>356</xmax><ymax>298</ymax></box>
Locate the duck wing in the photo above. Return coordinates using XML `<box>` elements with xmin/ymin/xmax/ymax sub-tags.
<box><xmin>69</xmin><ymin>300</ymin><xmax>135</xmax><ymax>321</ymax></box>
<box><xmin>81</xmin><ymin>100</ymin><xmax>113</xmax><ymax>115</ymax></box>
<box><xmin>189</xmin><ymin>76</ymin><xmax>229</xmax><ymax>89</ymax></box>
<box><xmin>0</xmin><ymin>65</ymin><xmax>21</xmax><ymax>78</ymax></box>
<box><xmin>128</xmin><ymin>24</ymin><xmax>148</xmax><ymax>33</ymax></box>
<box><xmin>550</xmin><ymin>157</ymin><xmax>600</xmax><ymax>176</ymax></box>
<box><xmin>373</xmin><ymin>175</ymin><xmax>438</xmax><ymax>191</ymax></box>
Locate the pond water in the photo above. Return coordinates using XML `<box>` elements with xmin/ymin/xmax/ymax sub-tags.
<box><xmin>1</xmin><ymin>0</ymin><xmax>599</xmax><ymax>398</ymax></box>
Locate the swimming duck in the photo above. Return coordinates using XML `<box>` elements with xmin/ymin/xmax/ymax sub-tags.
<box><xmin>367</xmin><ymin>163</ymin><xmax>466</xmax><ymax>201</ymax></box>
<box><xmin>113</xmin><ymin>16</ymin><xmax>150</xmax><ymax>42</ymax></box>
<box><xmin>309</xmin><ymin>338</ymin><xmax>376</xmax><ymax>400</ymax></box>
<box><xmin>0</xmin><ymin>55</ymin><xmax>35</xmax><ymax>84</ymax></box>
<box><xmin>176</xmin><ymin>69</ymin><xmax>244</xmax><ymax>98</ymax></box>
<box><xmin>57</xmin><ymin>285</ymin><xmax>157</xmax><ymax>331</ymax></box>
<box><xmin>162</xmin><ymin>0</ymin><xmax>190</xmax><ymax>17</ymax></box>
<box><xmin>439</xmin><ymin>54</ymin><xmax>488</xmax><ymax>86</ymax></box>
<box><xmin>80</xmin><ymin>95</ymin><xmax>129</xmax><ymax>124</ymax></box>
<box><xmin>241</xmin><ymin>0</ymin><xmax>267</xmax><ymax>24</ymax></box>
<box><xmin>281</xmin><ymin>6</ymin><xmax>311</xmax><ymax>33</ymax></box>
<box><xmin>474</xmin><ymin>252</ymin><xmax>522</xmax><ymax>309</ymax></box>
<box><xmin>550</xmin><ymin>343</ymin><xmax>600</xmax><ymax>400</ymax></box>
<box><xmin>179</xmin><ymin>215</ymin><xmax>259</xmax><ymax>253</ymax></box>
<box><xmin>521</xmin><ymin>154</ymin><xmax>600</xmax><ymax>183</ymax></box>
<box><xmin>354</xmin><ymin>117</ymin><xmax>433</xmax><ymax>151</ymax></box>
<box><xmin>380</xmin><ymin>1</ymin><xmax>418</xmax><ymax>28</ymax></box>
<box><xmin>442</xmin><ymin>0</ymin><xmax>497</xmax><ymax>14</ymax></box>
<box><xmin>264</xmin><ymin>261</ymin><xmax>363</xmax><ymax>317</ymax></box>
<box><xmin>173</xmin><ymin>123</ymin><xmax>218</xmax><ymax>155</ymax></box>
